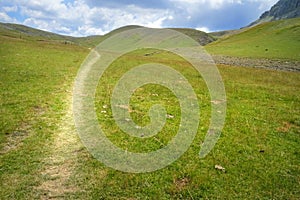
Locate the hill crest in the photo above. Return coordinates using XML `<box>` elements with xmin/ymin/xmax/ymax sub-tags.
<box><xmin>0</xmin><ymin>22</ymin><xmax>215</xmax><ymax>47</ymax></box>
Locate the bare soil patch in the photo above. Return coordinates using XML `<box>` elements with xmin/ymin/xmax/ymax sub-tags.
<box><xmin>36</xmin><ymin>93</ymin><xmax>83</xmax><ymax>199</ymax></box>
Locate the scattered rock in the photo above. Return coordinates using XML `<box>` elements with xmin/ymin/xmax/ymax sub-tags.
<box><xmin>166</xmin><ymin>114</ymin><xmax>174</xmax><ymax>119</ymax></box>
<box><xmin>215</xmin><ymin>164</ymin><xmax>226</xmax><ymax>172</ymax></box>
<box><xmin>125</xmin><ymin>118</ymin><xmax>130</xmax><ymax>122</ymax></box>
<box><xmin>144</xmin><ymin>51</ymin><xmax>160</xmax><ymax>56</ymax></box>
<box><xmin>135</xmin><ymin>125</ymin><xmax>141</xmax><ymax>129</ymax></box>
<box><xmin>212</xmin><ymin>55</ymin><xmax>300</xmax><ymax>72</ymax></box>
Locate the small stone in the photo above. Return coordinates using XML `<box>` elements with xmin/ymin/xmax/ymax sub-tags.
<box><xmin>215</xmin><ymin>165</ymin><xmax>225</xmax><ymax>172</ymax></box>
<box><xmin>135</xmin><ymin>125</ymin><xmax>141</xmax><ymax>129</ymax></box>
<box><xmin>166</xmin><ymin>114</ymin><xmax>174</xmax><ymax>119</ymax></box>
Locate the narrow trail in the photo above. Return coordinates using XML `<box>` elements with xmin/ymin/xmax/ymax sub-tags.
<box><xmin>36</xmin><ymin>50</ymin><xmax>101</xmax><ymax>199</ymax></box>
<box><xmin>36</xmin><ymin>50</ymin><xmax>100</xmax><ymax>199</ymax></box>
<box><xmin>37</xmin><ymin>90</ymin><xmax>83</xmax><ymax>199</ymax></box>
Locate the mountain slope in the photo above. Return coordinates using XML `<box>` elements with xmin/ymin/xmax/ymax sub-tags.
<box><xmin>97</xmin><ymin>25</ymin><xmax>216</xmax><ymax>45</ymax></box>
<box><xmin>206</xmin><ymin>18</ymin><xmax>300</xmax><ymax>61</ymax></box>
<box><xmin>0</xmin><ymin>23</ymin><xmax>215</xmax><ymax>48</ymax></box>
<box><xmin>250</xmin><ymin>0</ymin><xmax>300</xmax><ymax>26</ymax></box>
<box><xmin>170</xmin><ymin>28</ymin><xmax>216</xmax><ymax>45</ymax></box>
<box><xmin>0</xmin><ymin>22</ymin><xmax>103</xmax><ymax>47</ymax></box>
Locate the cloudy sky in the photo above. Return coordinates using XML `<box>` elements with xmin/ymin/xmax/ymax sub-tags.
<box><xmin>0</xmin><ymin>0</ymin><xmax>278</xmax><ymax>36</ymax></box>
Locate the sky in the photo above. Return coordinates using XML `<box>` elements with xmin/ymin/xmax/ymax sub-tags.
<box><xmin>0</xmin><ymin>0</ymin><xmax>278</xmax><ymax>37</ymax></box>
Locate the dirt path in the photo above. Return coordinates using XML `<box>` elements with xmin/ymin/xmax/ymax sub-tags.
<box><xmin>36</xmin><ymin>90</ymin><xmax>83</xmax><ymax>199</ymax></box>
<box><xmin>212</xmin><ymin>55</ymin><xmax>300</xmax><ymax>72</ymax></box>
<box><xmin>36</xmin><ymin>50</ymin><xmax>101</xmax><ymax>199</ymax></box>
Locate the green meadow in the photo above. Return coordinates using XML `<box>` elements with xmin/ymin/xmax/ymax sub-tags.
<box><xmin>0</xmin><ymin>19</ymin><xmax>299</xmax><ymax>199</ymax></box>
<box><xmin>206</xmin><ymin>18</ymin><xmax>300</xmax><ymax>61</ymax></box>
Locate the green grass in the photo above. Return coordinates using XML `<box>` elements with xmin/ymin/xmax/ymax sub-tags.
<box><xmin>0</xmin><ymin>35</ymin><xmax>87</xmax><ymax>143</ymax></box>
<box><xmin>94</xmin><ymin>49</ymin><xmax>210</xmax><ymax>153</ymax></box>
<box><xmin>68</xmin><ymin>50</ymin><xmax>300</xmax><ymax>199</ymax></box>
<box><xmin>0</xmin><ymin>28</ymin><xmax>299</xmax><ymax>199</ymax></box>
<box><xmin>0</xmin><ymin>35</ymin><xmax>88</xmax><ymax>198</ymax></box>
<box><xmin>206</xmin><ymin>18</ymin><xmax>300</xmax><ymax>60</ymax></box>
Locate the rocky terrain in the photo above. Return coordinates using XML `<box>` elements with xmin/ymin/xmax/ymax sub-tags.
<box><xmin>249</xmin><ymin>0</ymin><xmax>300</xmax><ymax>26</ymax></box>
<box><xmin>212</xmin><ymin>55</ymin><xmax>300</xmax><ymax>72</ymax></box>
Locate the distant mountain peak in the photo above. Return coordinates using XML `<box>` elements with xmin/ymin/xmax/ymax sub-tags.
<box><xmin>249</xmin><ymin>0</ymin><xmax>300</xmax><ymax>26</ymax></box>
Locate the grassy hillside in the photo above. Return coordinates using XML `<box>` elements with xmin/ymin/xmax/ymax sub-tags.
<box><xmin>0</xmin><ymin>22</ymin><xmax>73</xmax><ymax>41</ymax></box>
<box><xmin>98</xmin><ymin>25</ymin><xmax>216</xmax><ymax>45</ymax></box>
<box><xmin>209</xmin><ymin>29</ymin><xmax>246</xmax><ymax>39</ymax></box>
<box><xmin>171</xmin><ymin>28</ymin><xmax>216</xmax><ymax>45</ymax></box>
<box><xmin>206</xmin><ymin>18</ymin><xmax>300</xmax><ymax>60</ymax></box>
<box><xmin>0</xmin><ymin>32</ymin><xmax>90</xmax><ymax>198</ymax></box>
<box><xmin>0</xmin><ymin>23</ymin><xmax>216</xmax><ymax>48</ymax></box>
<box><xmin>0</xmin><ymin>22</ymin><xmax>103</xmax><ymax>47</ymax></box>
<box><xmin>0</xmin><ymin>27</ymin><xmax>299</xmax><ymax>199</ymax></box>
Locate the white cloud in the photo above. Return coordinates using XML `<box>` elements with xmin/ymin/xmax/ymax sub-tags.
<box><xmin>87</xmin><ymin>5</ymin><xmax>172</xmax><ymax>32</ymax></box>
<box><xmin>170</xmin><ymin>0</ymin><xmax>276</xmax><ymax>10</ymax></box>
<box><xmin>3</xmin><ymin>6</ymin><xmax>18</xmax><ymax>12</ymax></box>
<box><xmin>170</xmin><ymin>0</ymin><xmax>242</xmax><ymax>9</ymax></box>
<box><xmin>1</xmin><ymin>0</ymin><xmax>173</xmax><ymax>36</ymax></box>
<box><xmin>252</xmin><ymin>0</ymin><xmax>278</xmax><ymax>10</ymax></box>
<box><xmin>0</xmin><ymin>12</ymin><xmax>17</xmax><ymax>23</ymax></box>
<box><xmin>23</xmin><ymin>17</ymin><xmax>77</xmax><ymax>36</ymax></box>
<box><xmin>0</xmin><ymin>0</ymin><xmax>280</xmax><ymax>36</ymax></box>
<box><xmin>196</xmin><ymin>27</ymin><xmax>211</xmax><ymax>33</ymax></box>
<box><xmin>78</xmin><ymin>25</ymin><xmax>106</xmax><ymax>36</ymax></box>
